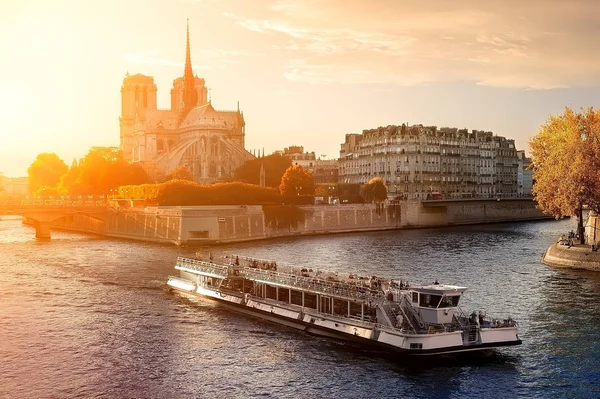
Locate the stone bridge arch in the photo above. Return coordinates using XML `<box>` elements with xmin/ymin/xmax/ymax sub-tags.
<box><xmin>17</xmin><ymin>207</ymin><xmax>109</xmax><ymax>239</ymax></box>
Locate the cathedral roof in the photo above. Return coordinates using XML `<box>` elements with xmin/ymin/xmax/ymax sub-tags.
<box><xmin>179</xmin><ymin>103</ymin><xmax>244</xmax><ymax>129</ymax></box>
<box><xmin>136</xmin><ymin>109</ymin><xmax>180</xmax><ymax>131</ymax></box>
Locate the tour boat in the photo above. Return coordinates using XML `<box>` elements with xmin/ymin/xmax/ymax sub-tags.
<box><xmin>166</xmin><ymin>255</ymin><xmax>522</xmax><ymax>356</ymax></box>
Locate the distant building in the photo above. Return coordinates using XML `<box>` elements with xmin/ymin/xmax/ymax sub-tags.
<box><xmin>119</xmin><ymin>22</ymin><xmax>253</xmax><ymax>183</ymax></box>
<box><xmin>517</xmin><ymin>150</ymin><xmax>533</xmax><ymax>196</ymax></box>
<box><xmin>338</xmin><ymin>124</ymin><xmax>520</xmax><ymax>200</ymax></box>
<box><xmin>277</xmin><ymin>146</ymin><xmax>339</xmax><ymax>184</ymax></box>
<box><xmin>0</xmin><ymin>176</ymin><xmax>28</xmax><ymax>197</ymax></box>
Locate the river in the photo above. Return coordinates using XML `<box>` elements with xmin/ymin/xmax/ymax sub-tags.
<box><xmin>1</xmin><ymin>216</ymin><xmax>599</xmax><ymax>398</ymax></box>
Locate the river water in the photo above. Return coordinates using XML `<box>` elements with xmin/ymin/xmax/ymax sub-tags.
<box><xmin>1</xmin><ymin>216</ymin><xmax>599</xmax><ymax>398</ymax></box>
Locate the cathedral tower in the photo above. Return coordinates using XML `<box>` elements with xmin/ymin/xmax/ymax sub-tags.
<box><xmin>170</xmin><ymin>21</ymin><xmax>207</xmax><ymax>112</ymax></box>
<box><xmin>120</xmin><ymin>74</ymin><xmax>157</xmax><ymax>161</ymax></box>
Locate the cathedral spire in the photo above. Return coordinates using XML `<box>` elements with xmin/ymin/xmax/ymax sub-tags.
<box><xmin>182</xmin><ymin>19</ymin><xmax>198</xmax><ymax>112</ymax></box>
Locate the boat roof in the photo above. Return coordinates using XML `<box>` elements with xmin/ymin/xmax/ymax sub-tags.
<box><xmin>411</xmin><ymin>284</ymin><xmax>467</xmax><ymax>295</ymax></box>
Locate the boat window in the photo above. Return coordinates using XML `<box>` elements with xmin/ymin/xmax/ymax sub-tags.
<box><xmin>419</xmin><ymin>294</ymin><xmax>441</xmax><ymax>308</ymax></box>
<box><xmin>440</xmin><ymin>295</ymin><xmax>460</xmax><ymax>307</ymax></box>
<box><xmin>412</xmin><ymin>292</ymin><xmax>418</xmax><ymax>303</ymax></box>
<box><xmin>437</xmin><ymin>295</ymin><xmax>461</xmax><ymax>308</ymax></box>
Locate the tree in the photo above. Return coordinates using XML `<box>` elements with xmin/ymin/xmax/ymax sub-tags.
<box><xmin>77</xmin><ymin>147</ymin><xmax>148</xmax><ymax>194</ymax></box>
<box><xmin>314</xmin><ymin>183</ymin><xmax>339</xmax><ymax>197</ymax></box>
<box><xmin>164</xmin><ymin>166</ymin><xmax>194</xmax><ymax>182</ymax></box>
<box><xmin>27</xmin><ymin>153</ymin><xmax>68</xmax><ymax>194</ymax></box>
<box><xmin>234</xmin><ymin>154</ymin><xmax>292</xmax><ymax>188</ymax></box>
<box><xmin>529</xmin><ymin>107</ymin><xmax>600</xmax><ymax>244</ymax></box>
<box><xmin>59</xmin><ymin>159</ymin><xmax>84</xmax><ymax>195</ymax></box>
<box><xmin>360</xmin><ymin>177</ymin><xmax>388</xmax><ymax>214</ymax></box>
<box><xmin>279</xmin><ymin>164</ymin><xmax>315</xmax><ymax>199</ymax></box>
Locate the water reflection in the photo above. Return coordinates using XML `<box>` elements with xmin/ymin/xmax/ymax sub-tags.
<box><xmin>1</xmin><ymin>217</ymin><xmax>599</xmax><ymax>398</ymax></box>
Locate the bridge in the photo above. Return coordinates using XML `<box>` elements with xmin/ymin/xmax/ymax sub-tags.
<box><xmin>0</xmin><ymin>201</ymin><xmax>111</xmax><ymax>239</ymax></box>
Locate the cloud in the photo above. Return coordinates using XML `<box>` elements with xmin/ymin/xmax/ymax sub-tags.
<box><xmin>225</xmin><ymin>0</ymin><xmax>600</xmax><ymax>89</ymax></box>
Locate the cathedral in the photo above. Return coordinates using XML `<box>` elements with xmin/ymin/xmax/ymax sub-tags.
<box><xmin>119</xmin><ymin>22</ymin><xmax>254</xmax><ymax>183</ymax></box>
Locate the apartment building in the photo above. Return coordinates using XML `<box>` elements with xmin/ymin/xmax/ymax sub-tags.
<box><xmin>339</xmin><ymin>124</ymin><xmax>519</xmax><ymax>200</ymax></box>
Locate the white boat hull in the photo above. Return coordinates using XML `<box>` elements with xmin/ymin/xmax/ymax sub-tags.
<box><xmin>167</xmin><ymin>277</ymin><xmax>521</xmax><ymax>356</ymax></box>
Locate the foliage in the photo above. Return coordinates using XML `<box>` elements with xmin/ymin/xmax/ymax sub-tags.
<box><xmin>27</xmin><ymin>153</ymin><xmax>68</xmax><ymax>194</ymax></box>
<box><xmin>279</xmin><ymin>165</ymin><xmax>315</xmax><ymax>199</ymax></box>
<box><xmin>529</xmin><ymin>107</ymin><xmax>600</xmax><ymax>243</ymax></box>
<box><xmin>59</xmin><ymin>159</ymin><xmax>84</xmax><ymax>195</ymax></box>
<box><xmin>263</xmin><ymin>205</ymin><xmax>306</xmax><ymax>231</ymax></box>
<box><xmin>337</xmin><ymin>183</ymin><xmax>361</xmax><ymax>197</ymax></box>
<box><xmin>33</xmin><ymin>185</ymin><xmax>65</xmax><ymax>199</ymax></box>
<box><xmin>118</xmin><ymin>183</ymin><xmax>162</xmax><ymax>201</ymax></box>
<box><xmin>360</xmin><ymin>177</ymin><xmax>388</xmax><ymax>203</ymax></box>
<box><xmin>155</xmin><ymin>180</ymin><xmax>281</xmax><ymax>206</ymax></box>
<box><xmin>314</xmin><ymin>183</ymin><xmax>339</xmax><ymax>197</ymax></box>
<box><xmin>234</xmin><ymin>154</ymin><xmax>292</xmax><ymax>188</ymax></box>
<box><xmin>164</xmin><ymin>166</ymin><xmax>194</xmax><ymax>182</ymax></box>
<box><xmin>70</xmin><ymin>147</ymin><xmax>148</xmax><ymax>195</ymax></box>
<box><xmin>360</xmin><ymin>177</ymin><xmax>388</xmax><ymax>214</ymax></box>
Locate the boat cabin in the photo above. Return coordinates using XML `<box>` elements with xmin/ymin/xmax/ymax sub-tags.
<box><xmin>409</xmin><ymin>284</ymin><xmax>465</xmax><ymax>324</ymax></box>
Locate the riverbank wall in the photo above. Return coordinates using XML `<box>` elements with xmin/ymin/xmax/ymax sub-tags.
<box><xmin>39</xmin><ymin>199</ymin><xmax>549</xmax><ymax>246</ymax></box>
<box><xmin>542</xmin><ymin>243</ymin><xmax>600</xmax><ymax>271</ymax></box>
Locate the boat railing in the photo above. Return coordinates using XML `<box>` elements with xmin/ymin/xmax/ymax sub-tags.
<box><xmin>242</xmin><ymin>267</ymin><xmax>384</xmax><ymax>302</ymax></box>
<box><xmin>176</xmin><ymin>257</ymin><xmax>229</xmax><ymax>278</ymax></box>
<box><xmin>397</xmin><ymin>294</ymin><xmax>427</xmax><ymax>332</ymax></box>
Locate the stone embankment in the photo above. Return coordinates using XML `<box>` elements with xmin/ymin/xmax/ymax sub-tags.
<box><xmin>542</xmin><ymin>243</ymin><xmax>600</xmax><ymax>271</ymax></box>
<box><xmin>40</xmin><ymin>199</ymin><xmax>549</xmax><ymax>246</ymax></box>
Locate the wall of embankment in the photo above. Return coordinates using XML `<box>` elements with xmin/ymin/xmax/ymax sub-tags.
<box><xmin>38</xmin><ymin>199</ymin><xmax>549</xmax><ymax>246</ymax></box>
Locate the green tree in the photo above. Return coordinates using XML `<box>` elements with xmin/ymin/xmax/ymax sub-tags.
<box><xmin>529</xmin><ymin>107</ymin><xmax>600</xmax><ymax>244</ymax></box>
<box><xmin>360</xmin><ymin>177</ymin><xmax>388</xmax><ymax>214</ymax></box>
<box><xmin>164</xmin><ymin>166</ymin><xmax>194</xmax><ymax>182</ymax></box>
<box><xmin>27</xmin><ymin>153</ymin><xmax>68</xmax><ymax>194</ymax></box>
<box><xmin>279</xmin><ymin>165</ymin><xmax>315</xmax><ymax>198</ymax></box>
<box><xmin>234</xmin><ymin>154</ymin><xmax>292</xmax><ymax>188</ymax></box>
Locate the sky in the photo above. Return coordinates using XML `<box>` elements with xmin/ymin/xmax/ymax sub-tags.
<box><xmin>1</xmin><ymin>0</ymin><xmax>599</xmax><ymax>177</ymax></box>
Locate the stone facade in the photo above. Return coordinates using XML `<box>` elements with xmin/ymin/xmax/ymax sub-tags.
<box><xmin>277</xmin><ymin>146</ymin><xmax>339</xmax><ymax>184</ymax></box>
<box><xmin>517</xmin><ymin>150</ymin><xmax>533</xmax><ymax>196</ymax></box>
<box><xmin>48</xmin><ymin>199</ymin><xmax>547</xmax><ymax>246</ymax></box>
<box><xmin>119</xmin><ymin>23</ymin><xmax>253</xmax><ymax>183</ymax></box>
<box><xmin>339</xmin><ymin>125</ymin><xmax>520</xmax><ymax>200</ymax></box>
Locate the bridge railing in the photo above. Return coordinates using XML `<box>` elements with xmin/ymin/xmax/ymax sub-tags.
<box><xmin>0</xmin><ymin>199</ymin><xmax>110</xmax><ymax>208</ymax></box>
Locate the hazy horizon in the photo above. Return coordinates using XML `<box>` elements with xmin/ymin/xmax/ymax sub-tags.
<box><xmin>1</xmin><ymin>0</ymin><xmax>599</xmax><ymax>177</ymax></box>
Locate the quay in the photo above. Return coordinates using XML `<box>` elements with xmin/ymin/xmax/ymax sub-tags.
<box><xmin>542</xmin><ymin>243</ymin><xmax>600</xmax><ymax>272</ymax></box>
<box><xmin>3</xmin><ymin>198</ymin><xmax>550</xmax><ymax>245</ymax></box>
<box><xmin>542</xmin><ymin>212</ymin><xmax>600</xmax><ymax>271</ymax></box>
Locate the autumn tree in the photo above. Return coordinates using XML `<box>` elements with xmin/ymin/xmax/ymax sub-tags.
<box><xmin>314</xmin><ymin>183</ymin><xmax>338</xmax><ymax>197</ymax></box>
<box><xmin>234</xmin><ymin>154</ymin><xmax>292</xmax><ymax>188</ymax></box>
<box><xmin>77</xmin><ymin>147</ymin><xmax>148</xmax><ymax>194</ymax></box>
<box><xmin>164</xmin><ymin>166</ymin><xmax>194</xmax><ymax>182</ymax></box>
<box><xmin>360</xmin><ymin>177</ymin><xmax>388</xmax><ymax>214</ymax></box>
<box><xmin>27</xmin><ymin>153</ymin><xmax>68</xmax><ymax>194</ymax></box>
<box><xmin>279</xmin><ymin>165</ymin><xmax>315</xmax><ymax>200</ymax></box>
<box><xmin>529</xmin><ymin>107</ymin><xmax>600</xmax><ymax>244</ymax></box>
<box><xmin>59</xmin><ymin>159</ymin><xmax>84</xmax><ymax>195</ymax></box>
